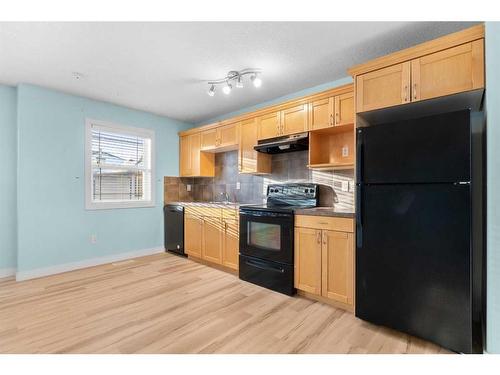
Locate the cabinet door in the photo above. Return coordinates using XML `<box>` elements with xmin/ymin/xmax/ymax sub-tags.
<box><xmin>202</xmin><ymin>216</ymin><xmax>223</xmax><ymax>264</ymax></box>
<box><xmin>185</xmin><ymin>214</ymin><xmax>202</xmax><ymax>258</ymax></box>
<box><xmin>294</xmin><ymin>227</ymin><xmax>322</xmax><ymax>295</ymax></box>
<box><xmin>189</xmin><ymin>133</ymin><xmax>201</xmax><ymax>176</ymax></box>
<box><xmin>321</xmin><ymin>230</ymin><xmax>354</xmax><ymax>305</ymax></box>
<box><xmin>281</xmin><ymin>104</ymin><xmax>308</xmax><ymax>136</ymax></box>
<box><xmin>356</xmin><ymin>62</ymin><xmax>411</xmax><ymax>112</ymax></box>
<box><xmin>334</xmin><ymin>92</ymin><xmax>355</xmax><ymax>126</ymax></box>
<box><xmin>179</xmin><ymin>135</ymin><xmax>192</xmax><ymax>177</ymax></box>
<box><xmin>200</xmin><ymin>129</ymin><xmax>217</xmax><ymax>151</ymax></box>
<box><xmin>309</xmin><ymin>97</ymin><xmax>334</xmax><ymax>131</ymax></box>
<box><xmin>411</xmin><ymin>40</ymin><xmax>484</xmax><ymax>102</ymax></box>
<box><xmin>239</xmin><ymin>118</ymin><xmax>271</xmax><ymax>174</ymax></box>
<box><xmin>258</xmin><ymin>112</ymin><xmax>281</xmax><ymax>140</ymax></box>
<box><xmin>219</xmin><ymin>123</ymin><xmax>238</xmax><ymax>148</ymax></box>
<box><xmin>222</xmin><ymin>219</ymin><xmax>239</xmax><ymax>270</ymax></box>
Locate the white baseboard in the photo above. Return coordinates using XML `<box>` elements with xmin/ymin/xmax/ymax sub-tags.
<box><xmin>15</xmin><ymin>247</ymin><xmax>165</xmax><ymax>281</ymax></box>
<box><xmin>0</xmin><ymin>267</ymin><xmax>16</xmax><ymax>279</ymax></box>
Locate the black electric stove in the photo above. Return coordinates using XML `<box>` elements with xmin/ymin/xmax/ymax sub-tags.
<box><xmin>239</xmin><ymin>183</ymin><xmax>319</xmax><ymax>295</ymax></box>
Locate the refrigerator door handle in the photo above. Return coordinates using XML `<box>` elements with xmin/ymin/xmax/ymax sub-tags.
<box><xmin>356</xmin><ymin>184</ymin><xmax>363</xmax><ymax>248</ymax></box>
<box><xmin>356</xmin><ymin>129</ymin><xmax>363</xmax><ymax>182</ymax></box>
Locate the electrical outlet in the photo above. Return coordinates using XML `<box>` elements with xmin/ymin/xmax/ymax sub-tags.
<box><xmin>186</xmin><ymin>184</ymin><xmax>192</xmax><ymax>192</ymax></box>
<box><xmin>236</xmin><ymin>182</ymin><xmax>241</xmax><ymax>190</ymax></box>
<box><xmin>90</xmin><ymin>234</ymin><xmax>97</xmax><ymax>244</ymax></box>
<box><xmin>341</xmin><ymin>181</ymin><xmax>349</xmax><ymax>192</ymax></box>
<box><xmin>342</xmin><ymin>145</ymin><xmax>349</xmax><ymax>157</ymax></box>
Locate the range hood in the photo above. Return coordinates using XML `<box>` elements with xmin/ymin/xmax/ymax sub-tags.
<box><xmin>254</xmin><ymin>132</ymin><xmax>309</xmax><ymax>154</ymax></box>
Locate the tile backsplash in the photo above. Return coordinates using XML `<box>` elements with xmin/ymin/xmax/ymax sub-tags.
<box><xmin>164</xmin><ymin>150</ymin><xmax>354</xmax><ymax>210</ymax></box>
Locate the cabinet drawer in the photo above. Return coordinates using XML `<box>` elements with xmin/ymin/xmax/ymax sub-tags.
<box><xmin>222</xmin><ymin>208</ymin><xmax>238</xmax><ymax>219</ymax></box>
<box><xmin>185</xmin><ymin>206</ymin><xmax>221</xmax><ymax>218</ymax></box>
<box><xmin>295</xmin><ymin>215</ymin><xmax>354</xmax><ymax>233</ymax></box>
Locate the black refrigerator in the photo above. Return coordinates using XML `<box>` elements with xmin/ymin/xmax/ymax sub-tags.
<box><xmin>355</xmin><ymin>109</ymin><xmax>483</xmax><ymax>354</ymax></box>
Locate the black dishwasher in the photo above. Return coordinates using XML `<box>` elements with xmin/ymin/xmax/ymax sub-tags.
<box><xmin>164</xmin><ymin>204</ymin><xmax>185</xmax><ymax>256</ymax></box>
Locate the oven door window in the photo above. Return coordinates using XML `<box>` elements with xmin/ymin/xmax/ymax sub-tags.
<box><xmin>248</xmin><ymin>222</ymin><xmax>281</xmax><ymax>251</ymax></box>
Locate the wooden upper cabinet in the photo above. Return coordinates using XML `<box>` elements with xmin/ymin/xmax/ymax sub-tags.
<box><xmin>294</xmin><ymin>227</ymin><xmax>322</xmax><ymax>295</ymax></box>
<box><xmin>179</xmin><ymin>135</ymin><xmax>192</xmax><ymax>176</ymax></box>
<box><xmin>218</xmin><ymin>123</ymin><xmax>238</xmax><ymax>149</ymax></box>
<box><xmin>411</xmin><ymin>40</ymin><xmax>484</xmax><ymax>102</ymax></box>
<box><xmin>190</xmin><ymin>133</ymin><xmax>202</xmax><ymax>175</ymax></box>
<box><xmin>222</xmin><ymin>218</ymin><xmax>239</xmax><ymax>270</ymax></box>
<box><xmin>202</xmin><ymin>216</ymin><xmax>223</xmax><ymax>265</ymax></box>
<box><xmin>179</xmin><ymin>133</ymin><xmax>215</xmax><ymax>177</ymax></box>
<box><xmin>281</xmin><ymin>104</ymin><xmax>308</xmax><ymax>136</ymax></box>
<box><xmin>309</xmin><ymin>97</ymin><xmax>334</xmax><ymax>131</ymax></box>
<box><xmin>356</xmin><ymin>62</ymin><xmax>411</xmax><ymax>112</ymax></box>
<box><xmin>239</xmin><ymin>118</ymin><xmax>271</xmax><ymax>174</ymax></box>
<box><xmin>334</xmin><ymin>92</ymin><xmax>355</xmax><ymax>126</ymax></box>
<box><xmin>258</xmin><ymin>111</ymin><xmax>281</xmax><ymax>140</ymax></box>
<box><xmin>200</xmin><ymin>123</ymin><xmax>238</xmax><ymax>151</ymax></box>
<box><xmin>322</xmin><ymin>230</ymin><xmax>354</xmax><ymax>305</ymax></box>
<box><xmin>350</xmin><ymin>25</ymin><xmax>485</xmax><ymax>113</ymax></box>
<box><xmin>200</xmin><ymin>128</ymin><xmax>218</xmax><ymax>151</ymax></box>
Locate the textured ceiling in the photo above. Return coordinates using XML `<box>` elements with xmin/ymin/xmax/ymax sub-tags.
<box><xmin>0</xmin><ymin>22</ymin><xmax>478</xmax><ymax>124</ymax></box>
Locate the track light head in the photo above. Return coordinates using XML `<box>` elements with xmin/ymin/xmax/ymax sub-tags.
<box><xmin>236</xmin><ymin>75</ymin><xmax>244</xmax><ymax>88</ymax></box>
<box><xmin>207</xmin><ymin>84</ymin><xmax>215</xmax><ymax>97</ymax></box>
<box><xmin>251</xmin><ymin>74</ymin><xmax>262</xmax><ymax>88</ymax></box>
<box><xmin>222</xmin><ymin>82</ymin><xmax>232</xmax><ymax>95</ymax></box>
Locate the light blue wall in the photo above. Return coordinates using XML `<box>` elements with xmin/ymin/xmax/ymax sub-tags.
<box><xmin>0</xmin><ymin>85</ymin><xmax>18</xmax><ymax>271</ymax></box>
<box><xmin>16</xmin><ymin>84</ymin><xmax>192</xmax><ymax>272</ymax></box>
<box><xmin>486</xmin><ymin>22</ymin><xmax>500</xmax><ymax>354</ymax></box>
<box><xmin>197</xmin><ymin>76</ymin><xmax>353</xmax><ymax>125</ymax></box>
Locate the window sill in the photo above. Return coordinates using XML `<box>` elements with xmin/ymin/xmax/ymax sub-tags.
<box><xmin>85</xmin><ymin>201</ymin><xmax>156</xmax><ymax>210</ymax></box>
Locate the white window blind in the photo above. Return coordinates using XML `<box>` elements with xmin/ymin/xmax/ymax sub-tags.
<box><xmin>85</xmin><ymin>119</ymin><xmax>155</xmax><ymax>209</ymax></box>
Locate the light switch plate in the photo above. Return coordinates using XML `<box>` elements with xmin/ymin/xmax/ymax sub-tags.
<box><xmin>236</xmin><ymin>182</ymin><xmax>241</xmax><ymax>190</ymax></box>
<box><xmin>187</xmin><ymin>184</ymin><xmax>192</xmax><ymax>192</ymax></box>
<box><xmin>341</xmin><ymin>181</ymin><xmax>349</xmax><ymax>192</ymax></box>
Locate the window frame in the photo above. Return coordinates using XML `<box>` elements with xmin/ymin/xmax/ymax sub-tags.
<box><xmin>84</xmin><ymin>118</ymin><xmax>156</xmax><ymax>210</ymax></box>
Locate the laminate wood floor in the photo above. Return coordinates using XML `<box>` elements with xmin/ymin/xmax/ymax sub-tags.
<box><xmin>0</xmin><ymin>253</ymin><xmax>450</xmax><ymax>354</ymax></box>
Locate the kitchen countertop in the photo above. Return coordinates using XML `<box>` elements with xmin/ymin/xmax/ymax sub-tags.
<box><xmin>294</xmin><ymin>207</ymin><xmax>355</xmax><ymax>218</ymax></box>
<box><xmin>166</xmin><ymin>202</ymin><xmax>355</xmax><ymax>218</ymax></box>
<box><xmin>165</xmin><ymin>201</ymin><xmax>243</xmax><ymax>209</ymax></box>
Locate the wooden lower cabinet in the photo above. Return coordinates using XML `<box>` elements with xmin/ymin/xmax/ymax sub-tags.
<box><xmin>294</xmin><ymin>215</ymin><xmax>354</xmax><ymax>309</ymax></box>
<box><xmin>184</xmin><ymin>214</ymin><xmax>202</xmax><ymax>258</ymax></box>
<box><xmin>184</xmin><ymin>207</ymin><xmax>239</xmax><ymax>270</ymax></box>
<box><xmin>294</xmin><ymin>227</ymin><xmax>322</xmax><ymax>295</ymax></box>
<box><xmin>321</xmin><ymin>230</ymin><xmax>354</xmax><ymax>305</ymax></box>
<box><xmin>222</xmin><ymin>219</ymin><xmax>239</xmax><ymax>270</ymax></box>
<box><xmin>202</xmin><ymin>216</ymin><xmax>223</xmax><ymax>264</ymax></box>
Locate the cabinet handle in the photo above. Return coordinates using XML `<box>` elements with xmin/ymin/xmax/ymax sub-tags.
<box><xmin>330</xmin><ymin>114</ymin><xmax>333</xmax><ymax>126</ymax></box>
<box><xmin>316</xmin><ymin>231</ymin><xmax>321</xmax><ymax>244</ymax></box>
<box><xmin>413</xmin><ymin>83</ymin><xmax>418</xmax><ymax>100</ymax></box>
<box><xmin>323</xmin><ymin>234</ymin><xmax>327</xmax><ymax>245</ymax></box>
<box><xmin>404</xmin><ymin>85</ymin><xmax>408</xmax><ymax>102</ymax></box>
<box><xmin>335</xmin><ymin>112</ymin><xmax>339</xmax><ymax>125</ymax></box>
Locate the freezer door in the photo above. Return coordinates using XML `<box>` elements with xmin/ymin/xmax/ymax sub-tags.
<box><xmin>356</xmin><ymin>183</ymin><xmax>473</xmax><ymax>353</ymax></box>
<box><xmin>357</xmin><ymin>110</ymin><xmax>471</xmax><ymax>184</ymax></box>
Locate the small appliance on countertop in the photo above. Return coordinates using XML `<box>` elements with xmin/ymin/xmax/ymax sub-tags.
<box><xmin>239</xmin><ymin>183</ymin><xmax>319</xmax><ymax>295</ymax></box>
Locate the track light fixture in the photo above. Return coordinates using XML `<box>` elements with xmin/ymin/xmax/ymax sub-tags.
<box><xmin>207</xmin><ymin>68</ymin><xmax>262</xmax><ymax>97</ymax></box>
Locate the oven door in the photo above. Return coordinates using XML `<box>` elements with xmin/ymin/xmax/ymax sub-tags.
<box><xmin>239</xmin><ymin>209</ymin><xmax>294</xmax><ymax>264</ymax></box>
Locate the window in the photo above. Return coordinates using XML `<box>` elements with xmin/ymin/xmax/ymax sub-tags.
<box><xmin>85</xmin><ymin>119</ymin><xmax>155</xmax><ymax>209</ymax></box>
